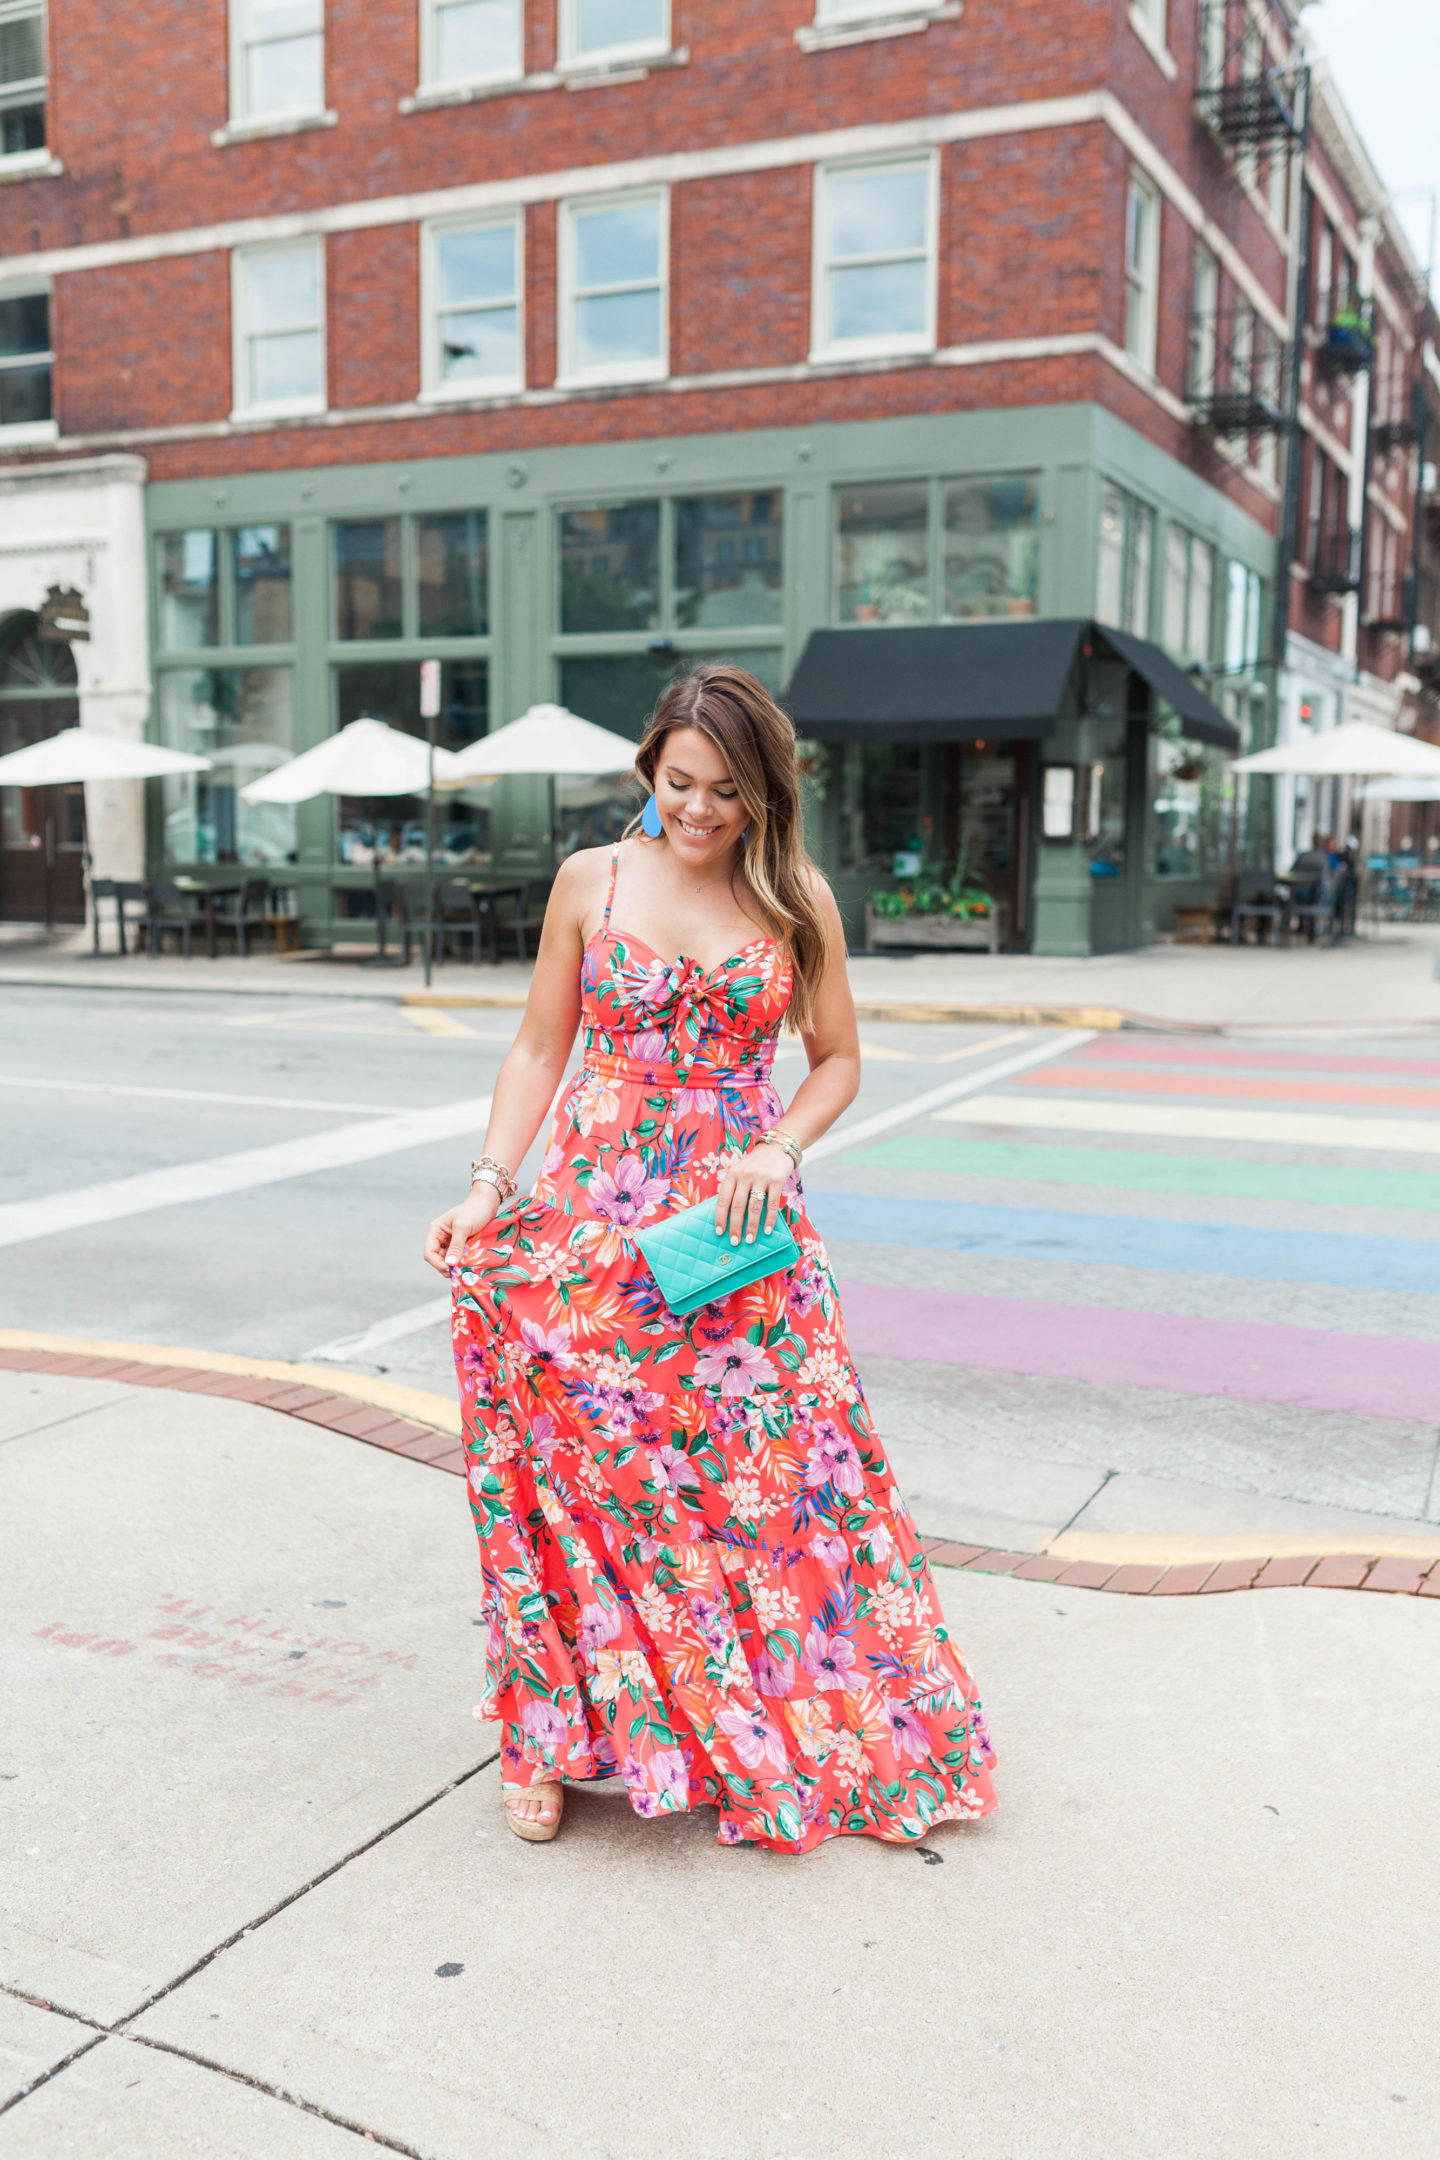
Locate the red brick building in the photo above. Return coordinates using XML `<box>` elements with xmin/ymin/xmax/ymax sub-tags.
<box><xmin>0</xmin><ymin>0</ymin><xmax>1427</xmax><ymax>946</ymax></box>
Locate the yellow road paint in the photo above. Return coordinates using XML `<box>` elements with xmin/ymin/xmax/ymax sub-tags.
<box><xmin>1044</xmin><ymin>1528</ymin><xmax>1440</xmax><ymax>1564</ymax></box>
<box><xmin>405</xmin><ymin>1008</ymin><xmax>478</xmax><ymax>1038</ymax></box>
<box><xmin>0</xmin><ymin>1329</ymin><xmax>460</xmax><ymax>1438</ymax></box>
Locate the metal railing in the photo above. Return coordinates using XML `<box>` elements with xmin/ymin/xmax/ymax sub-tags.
<box><xmin>1188</xmin><ymin>308</ymin><xmax>1292</xmax><ymax>436</ymax></box>
<box><xmin>1195</xmin><ymin>0</ymin><xmax>1308</xmax><ymax>146</ymax></box>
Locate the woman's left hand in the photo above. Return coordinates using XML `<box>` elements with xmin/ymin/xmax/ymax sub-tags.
<box><xmin>714</xmin><ymin>1141</ymin><xmax>794</xmax><ymax>1246</ymax></box>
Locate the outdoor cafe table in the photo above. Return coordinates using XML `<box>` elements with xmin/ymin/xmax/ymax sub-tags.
<box><xmin>171</xmin><ymin>878</ymin><xmax>242</xmax><ymax>961</ymax></box>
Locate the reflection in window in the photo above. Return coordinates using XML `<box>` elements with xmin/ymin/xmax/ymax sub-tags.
<box><xmin>567</xmin><ymin>0</ymin><xmax>667</xmax><ymax>62</ymax></box>
<box><xmin>675</xmin><ymin>495</ymin><xmax>782</xmax><ymax>629</ymax></box>
<box><xmin>417</xmin><ymin>512</ymin><xmax>488</xmax><ymax>637</ymax></box>
<box><xmin>1154</xmin><ymin>719</ymin><xmax>1221</xmax><ymax>877</ymax></box>
<box><xmin>235</xmin><ymin>239</ymin><xmax>325</xmax><ymax>412</ymax></box>
<box><xmin>683</xmin><ymin>649</ymin><xmax>783</xmax><ymax>696</ymax></box>
<box><xmin>1161</xmin><ymin>524</ymin><xmax>1213</xmax><ymax>665</ymax></box>
<box><xmin>426</xmin><ymin>0</ymin><xmax>521</xmax><ymax>85</ymax></box>
<box><xmin>333</xmin><ymin>520</ymin><xmax>404</xmax><ymax>640</ymax></box>
<box><xmin>430</xmin><ymin>217</ymin><xmax>521</xmax><ymax>391</ymax></box>
<box><xmin>1096</xmin><ymin>482</ymin><xmax>1154</xmax><ymax>638</ymax></box>
<box><xmin>559</xmin><ymin>650</ymin><xmax>675</xmax><ymax>739</ymax></box>
<box><xmin>158</xmin><ymin>532</ymin><xmax>219</xmax><ymax>650</ymax></box>
<box><xmin>942</xmin><ymin>475</ymin><xmax>1040</xmax><ymax>620</ymax></box>
<box><xmin>159</xmin><ymin>667</ymin><xmax>296</xmax><ymax>865</ymax></box>
<box><xmin>565</xmin><ymin>192</ymin><xmax>665</xmax><ymax>380</ymax></box>
<box><xmin>559</xmin><ymin>502</ymin><xmax>660</xmax><ymax>633</ymax></box>
<box><xmin>817</xmin><ymin>158</ymin><xmax>933</xmax><ymax>353</ymax></box>
<box><xmin>1226</xmin><ymin>560</ymin><xmax>1263</xmax><ymax>673</ymax></box>
<box><xmin>1088</xmin><ymin>728</ymin><xmax>1127</xmax><ymax>877</ymax></box>
<box><xmin>0</xmin><ymin>286</ymin><xmax>52</xmax><ymax>428</ymax></box>
<box><xmin>334</xmin><ymin>659</ymin><xmax>490</xmax><ymax>867</ymax></box>
<box><xmin>835</xmin><ymin>483</ymin><xmax>928</xmax><ymax>625</ymax></box>
<box><xmin>0</xmin><ymin>1</ymin><xmax>46</xmax><ymax>156</ymax></box>
<box><xmin>833</xmin><ymin>741</ymin><xmax>924</xmax><ymax>872</ymax></box>
<box><xmin>233</xmin><ymin>525</ymin><xmax>293</xmax><ymax>645</ymax></box>
<box><xmin>235</xmin><ymin>0</ymin><xmax>323</xmax><ymax>119</ymax></box>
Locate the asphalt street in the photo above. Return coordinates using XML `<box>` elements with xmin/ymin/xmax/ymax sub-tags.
<box><xmin>4</xmin><ymin>981</ymin><xmax>1440</xmax><ymax>1532</ymax></box>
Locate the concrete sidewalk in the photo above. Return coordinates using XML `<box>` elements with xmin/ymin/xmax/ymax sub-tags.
<box><xmin>2</xmin><ymin>1370</ymin><xmax>1437</xmax><ymax>2158</ymax></box>
<box><xmin>6</xmin><ymin>921</ymin><xmax>1440</xmax><ymax>1031</ymax></box>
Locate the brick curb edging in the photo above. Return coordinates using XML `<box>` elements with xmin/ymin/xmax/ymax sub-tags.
<box><xmin>6</xmin><ymin>1345</ymin><xmax>1440</xmax><ymax>1602</ymax></box>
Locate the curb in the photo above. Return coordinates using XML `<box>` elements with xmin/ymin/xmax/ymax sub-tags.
<box><xmin>5</xmin><ymin>1338</ymin><xmax>1440</xmax><ymax>1601</ymax></box>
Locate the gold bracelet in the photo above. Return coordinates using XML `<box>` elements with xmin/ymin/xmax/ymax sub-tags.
<box><xmin>760</xmin><ymin>1127</ymin><xmax>803</xmax><ymax>1169</ymax></box>
<box><xmin>470</xmin><ymin>1155</ymin><xmax>516</xmax><ymax>1201</ymax></box>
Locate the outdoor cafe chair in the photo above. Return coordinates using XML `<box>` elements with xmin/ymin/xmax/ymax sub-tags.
<box><xmin>89</xmin><ymin>877</ymin><xmax>147</xmax><ymax>957</ymax></box>
<box><xmin>428</xmin><ymin>880</ymin><xmax>496</xmax><ymax>966</ymax></box>
<box><xmin>214</xmin><ymin>878</ymin><xmax>271</xmax><ymax>959</ymax></box>
<box><xmin>1287</xmin><ymin>864</ymin><xmax>1342</xmax><ymax>946</ymax></box>
<box><xmin>143</xmin><ymin>880</ymin><xmax>203</xmax><ymax>959</ymax></box>
<box><xmin>492</xmin><ymin>879</ymin><xmax>551</xmax><ymax>964</ymax></box>
<box><xmin>1229</xmin><ymin>868</ymin><xmax>1286</xmax><ymax>946</ymax></box>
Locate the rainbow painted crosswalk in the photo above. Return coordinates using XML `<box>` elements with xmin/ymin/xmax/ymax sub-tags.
<box><xmin>805</xmin><ymin>1034</ymin><xmax>1440</xmax><ymax>1512</ymax></box>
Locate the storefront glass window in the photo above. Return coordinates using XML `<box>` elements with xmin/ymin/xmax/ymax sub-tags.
<box><xmin>834</xmin><ymin>741</ymin><xmax>924</xmax><ymax>871</ymax></box>
<box><xmin>674</xmin><ymin>494</ymin><xmax>782</xmax><ymax>628</ymax></box>
<box><xmin>559</xmin><ymin>502</ymin><xmax>661</xmax><ymax>633</ymax></box>
<box><xmin>1226</xmin><ymin>561</ymin><xmax>1263</xmax><ymax>673</ymax></box>
<box><xmin>1089</xmin><ymin>725</ymin><xmax>1127</xmax><ymax>876</ymax></box>
<box><xmin>417</xmin><ymin>511</ymin><xmax>488</xmax><ymax>637</ymax></box>
<box><xmin>333</xmin><ymin>519</ymin><xmax>404</xmax><ymax>640</ymax></box>
<box><xmin>232</xmin><ymin>525</ymin><xmax>292</xmax><ymax>645</ymax></box>
<box><xmin>1154</xmin><ymin>718</ymin><xmax>1223</xmax><ymax>877</ymax></box>
<box><xmin>157</xmin><ymin>531</ymin><xmax>219</xmax><ymax>649</ymax></box>
<box><xmin>1096</xmin><ymin>483</ymin><xmax>1154</xmax><ymax>637</ymax></box>
<box><xmin>835</xmin><ymin>484</ymin><xmax>928</xmax><ymax>625</ymax></box>
<box><xmin>559</xmin><ymin>649</ymin><xmax>675</xmax><ymax>738</ymax></box>
<box><xmin>333</xmin><ymin>659</ymin><xmax>489</xmax><ymax>867</ymax></box>
<box><xmin>158</xmin><ymin>667</ymin><xmax>296</xmax><ymax>865</ymax></box>
<box><xmin>942</xmin><ymin>475</ymin><xmax>1040</xmax><ymax>620</ymax></box>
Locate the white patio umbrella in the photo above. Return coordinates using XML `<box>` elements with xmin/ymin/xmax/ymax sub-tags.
<box><xmin>0</xmin><ymin>728</ymin><xmax>212</xmax><ymax>784</ymax></box>
<box><xmin>239</xmin><ymin>716</ymin><xmax>459</xmax><ymax>802</ymax></box>
<box><xmin>436</xmin><ymin>703</ymin><xmax>638</xmax><ymax>786</ymax></box>
<box><xmin>1231</xmin><ymin>722</ymin><xmax>1440</xmax><ymax>779</ymax></box>
<box><xmin>240</xmin><ymin>717</ymin><xmax>462</xmax><ymax>981</ymax></box>
<box><xmin>1355</xmin><ymin>777</ymin><xmax>1440</xmax><ymax>802</ymax></box>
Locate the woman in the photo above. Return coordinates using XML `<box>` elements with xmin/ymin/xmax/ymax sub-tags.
<box><xmin>424</xmin><ymin>665</ymin><xmax>996</xmax><ymax>1852</ymax></box>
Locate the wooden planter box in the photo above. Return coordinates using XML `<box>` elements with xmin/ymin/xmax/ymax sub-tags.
<box><xmin>865</xmin><ymin>902</ymin><xmax>1006</xmax><ymax>954</ymax></box>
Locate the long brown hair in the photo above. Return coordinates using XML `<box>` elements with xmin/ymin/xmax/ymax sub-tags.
<box><xmin>628</xmin><ymin>664</ymin><xmax>831</xmax><ymax>1031</ymax></box>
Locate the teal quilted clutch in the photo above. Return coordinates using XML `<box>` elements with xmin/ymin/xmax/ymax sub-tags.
<box><xmin>636</xmin><ymin>1199</ymin><xmax>799</xmax><ymax>1317</ymax></box>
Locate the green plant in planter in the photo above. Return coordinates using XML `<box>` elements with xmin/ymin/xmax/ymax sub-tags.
<box><xmin>870</xmin><ymin>850</ymin><xmax>993</xmax><ymax>921</ymax></box>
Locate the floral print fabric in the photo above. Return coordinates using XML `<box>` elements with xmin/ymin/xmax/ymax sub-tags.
<box><xmin>450</xmin><ymin>853</ymin><xmax>997</xmax><ymax>1852</ymax></box>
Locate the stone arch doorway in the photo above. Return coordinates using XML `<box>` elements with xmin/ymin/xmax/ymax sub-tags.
<box><xmin>0</xmin><ymin>611</ymin><xmax>86</xmax><ymax>926</ymax></box>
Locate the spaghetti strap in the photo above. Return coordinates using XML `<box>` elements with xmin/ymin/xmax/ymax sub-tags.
<box><xmin>601</xmin><ymin>844</ymin><xmax>620</xmax><ymax>934</ymax></box>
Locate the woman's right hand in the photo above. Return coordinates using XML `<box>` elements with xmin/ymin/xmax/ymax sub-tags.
<box><xmin>424</xmin><ymin>1182</ymin><xmax>503</xmax><ymax>1275</ymax></box>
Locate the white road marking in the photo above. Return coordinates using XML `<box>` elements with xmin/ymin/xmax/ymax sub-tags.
<box><xmin>939</xmin><ymin>1093</ymin><xmax>1440</xmax><ymax>1154</ymax></box>
<box><xmin>804</xmin><ymin>1031</ymin><xmax>1094</xmax><ymax>1165</ymax></box>
<box><xmin>306</xmin><ymin>1295</ymin><xmax>453</xmax><ymax>1363</ymax></box>
<box><xmin>0</xmin><ymin>1074</ymin><xmax>407</xmax><ymax>1116</ymax></box>
<box><xmin>0</xmin><ymin>1095</ymin><xmax>493</xmax><ymax>1250</ymax></box>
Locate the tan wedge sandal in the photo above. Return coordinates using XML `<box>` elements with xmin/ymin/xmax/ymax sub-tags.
<box><xmin>502</xmin><ymin>1781</ymin><xmax>564</xmax><ymax>1843</ymax></box>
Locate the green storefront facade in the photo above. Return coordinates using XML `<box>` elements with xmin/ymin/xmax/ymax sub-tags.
<box><xmin>143</xmin><ymin>399</ymin><xmax>1274</xmax><ymax>955</ymax></box>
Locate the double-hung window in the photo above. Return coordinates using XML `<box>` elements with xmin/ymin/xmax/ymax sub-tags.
<box><xmin>812</xmin><ymin>155</ymin><xmax>937</xmax><ymax>362</ymax></box>
<box><xmin>230</xmin><ymin>0</ymin><xmax>324</xmax><ymax>125</ymax></box>
<box><xmin>559</xmin><ymin>190</ymin><xmax>667</xmax><ymax>387</ymax></box>
<box><xmin>0</xmin><ymin>0</ymin><xmax>45</xmax><ymax>162</ymax></box>
<box><xmin>421</xmin><ymin>0</ymin><xmax>522</xmax><ymax>89</ymax></box>
<box><xmin>559</xmin><ymin>0</ymin><xmax>668</xmax><ymax>69</ymax></box>
<box><xmin>232</xmin><ymin>239</ymin><xmax>326</xmax><ymax>418</ymax></box>
<box><xmin>0</xmin><ymin>279</ymin><xmax>52</xmax><ymax>437</ymax></box>
<box><xmin>424</xmin><ymin>214</ymin><xmax>523</xmax><ymax>397</ymax></box>
<box><xmin>1123</xmin><ymin>168</ymin><xmax>1160</xmax><ymax>375</ymax></box>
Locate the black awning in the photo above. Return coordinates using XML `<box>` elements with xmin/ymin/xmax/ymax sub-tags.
<box><xmin>1094</xmin><ymin>627</ymin><xmax>1240</xmax><ymax>750</ymax></box>
<box><xmin>785</xmin><ymin>621</ymin><xmax>1086</xmax><ymax>742</ymax></box>
<box><xmin>784</xmin><ymin>619</ymin><xmax>1240</xmax><ymax>752</ymax></box>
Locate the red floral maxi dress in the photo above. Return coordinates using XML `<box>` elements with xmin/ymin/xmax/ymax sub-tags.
<box><xmin>449</xmin><ymin>847</ymin><xmax>997</xmax><ymax>1854</ymax></box>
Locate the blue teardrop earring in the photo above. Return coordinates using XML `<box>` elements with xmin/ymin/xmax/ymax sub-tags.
<box><xmin>640</xmin><ymin>793</ymin><xmax>664</xmax><ymax>838</ymax></box>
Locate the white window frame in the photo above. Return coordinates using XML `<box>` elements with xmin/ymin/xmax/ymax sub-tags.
<box><xmin>1123</xmin><ymin>167</ymin><xmax>1160</xmax><ymax>378</ymax></box>
<box><xmin>419</xmin><ymin>0</ymin><xmax>524</xmax><ymax>92</ymax></box>
<box><xmin>557</xmin><ymin>187</ymin><xmax>669</xmax><ymax>390</ymax></box>
<box><xmin>558</xmin><ymin>0</ymin><xmax>669</xmax><ymax>71</ymax></box>
<box><xmin>810</xmin><ymin>151</ymin><xmax>939</xmax><ymax>366</ymax></box>
<box><xmin>0</xmin><ymin>274</ymin><xmax>57</xmax><ymax>444</ymax></box>
<box><xmin>230</xmin><ymin>237</ymin><xmax>327</xmax><ymax>421</ymax></box>
<box><xmin>0</xmin><ymin>0</ymin><xmax>48</xmax><ymax>170</ymax></box>
<box><xmin>816</xmin><ymin>0</ymin><xmax>932</xmax><ymax>17</ymax></box>
<box><xmin>228</xmin><ymin>0</ymin><xmax>326</xmax><ymax>127</ymax></box>
<box><xmin>421</xmin><ymin>210</ymin><xmax>524</xmax><ymax>401</ymax></box>
<box><xmin>1127</xmin><ymin>0</ymin><xmax>1175</xmax><ymax>76</ymax></box>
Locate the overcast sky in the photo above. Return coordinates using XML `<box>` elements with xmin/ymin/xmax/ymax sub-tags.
<box><xmin>1302</xmin><ymin>0</ymin><xmax>1439</xmax><ymax>287</ymax></box>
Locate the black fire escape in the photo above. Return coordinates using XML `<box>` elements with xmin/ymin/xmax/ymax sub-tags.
<box><xmin>1195</xmin><ymin>0</ymin><xmax>1309</xmax><ymax>151</ymax></box>
<box><xmin>1188</xmin><ymin>306</ymin><xmax>1292</xmax><ymax>438</ymax></box>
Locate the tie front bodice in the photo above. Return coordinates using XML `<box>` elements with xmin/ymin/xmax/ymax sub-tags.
<box><xmin>579</xmin><ymin>929</ymin><xmax>793</xmax><ymax>1095</ymax></box>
